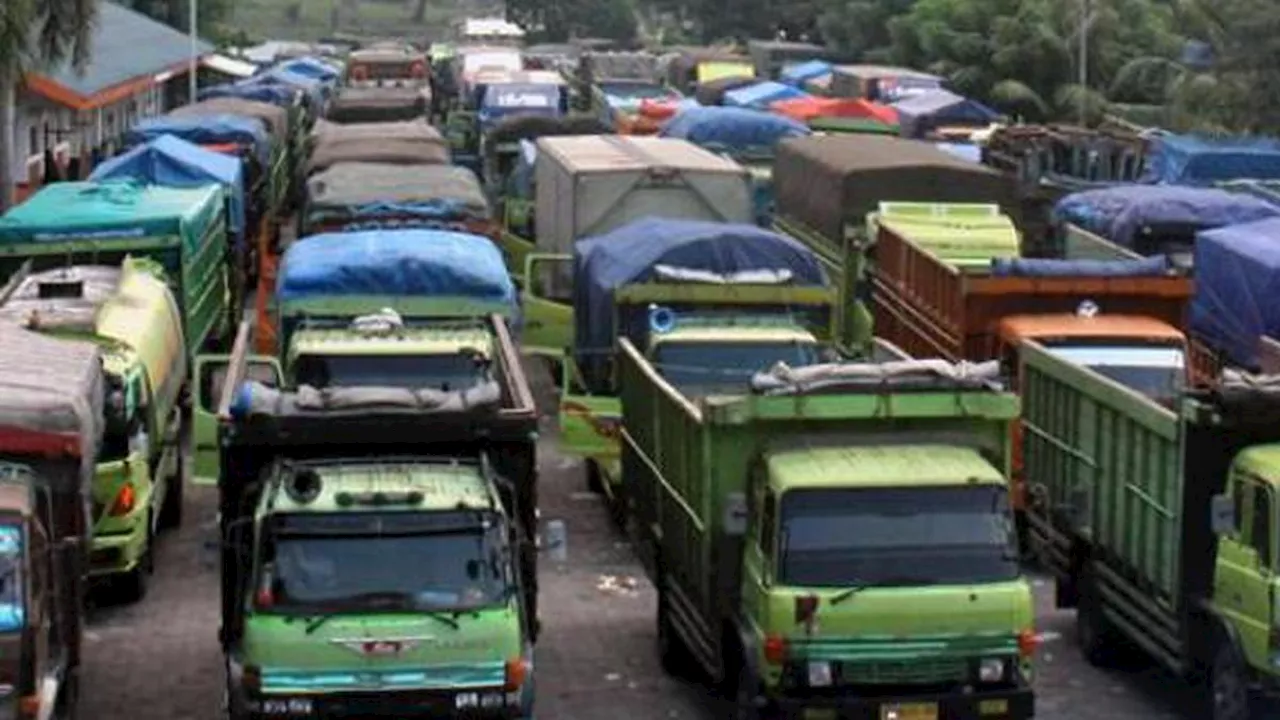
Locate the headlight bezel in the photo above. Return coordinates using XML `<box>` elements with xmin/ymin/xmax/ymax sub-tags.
<box><xmin>977</xmin><ymin>657</ymin><xmax>1007</xmax><ymax>683</ymax></box>
<box><xmin>806</xmin><ymin>660</ymin><xmax>834</xmax><ymax>687</ymax></box>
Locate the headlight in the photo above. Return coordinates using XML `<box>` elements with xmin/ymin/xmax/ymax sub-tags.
<box><xmin>978</xmin><ymin>658</ymin><xmax>1006</xmax><ymax>683</ymax></box>
<box><xmin>806</xmin><ymin>661</ymin><xmax>833</xmax><ymax>687</ymax></box>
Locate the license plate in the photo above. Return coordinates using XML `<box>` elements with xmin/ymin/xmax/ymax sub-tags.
<box><xmin>979</xmin><ymin>699</ymin><xmax>1009</xmax><ymax>715</ymax></box>
<box><xmin>880</xmin><ymin>702</ymin><xmax>938</xmax><ymax>720</ymax></box>
<box><xmin>260</xmin><ymin>698</ymin><xmax>313</xmax><ymax>715</ymax></box>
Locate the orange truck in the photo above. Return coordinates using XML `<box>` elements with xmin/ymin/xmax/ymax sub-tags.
<box><xmin>866</xmin><ymin>203</ymin><xmax>1213</xmax><ymax>534</ymax></box>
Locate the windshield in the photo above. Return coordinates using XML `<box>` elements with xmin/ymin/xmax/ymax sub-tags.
<box><xmin>264</xmin><ymin>521</ymin><xmax>508</xmax><ymax>612</ymax></box>
<box><xmin>778</xmin><ymin>485</ymin><xmax>1018</xmax><ymax>588</ymax></box>
<box><xmin>1043</xmin><ymin>343</ymin><xmax>1185</xmax><ymax>402</ymax></box>
<box><xmin>599</xmin><ymin>82</ymin><xmax>675</xmax><ymax>101</ymax></box>
<box><xmin>652</xmin><ymin>340</ymin><xmax>822</xmax><ymax>394</ymax></box>
<box><xmin>293</xmin><ymin>353</ymin><xmax>489</xmax><ymax>391</ymax></box>
<box><xmin>0</xmin><ymin>525</ymin><xmax>23</xmax><ymax>631</ymax></box>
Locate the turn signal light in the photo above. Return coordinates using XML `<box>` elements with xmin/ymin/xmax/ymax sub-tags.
<box><xmin>504</xmin><ymin>658</ymin><xmax>529</xmax><ymax>690</ymax></box>
<box><xmin>1017</xmin><ymin>629</ymin><xmax>1040</xmax><ymax>657</ymax></box>
<box><xmin>763</xmin><ymin>634</ymin><xmax>787</xmax><ymax>665</ymax></box>
<box><xmin>20</xmin><ymin>694</ymin><xmax>40</xmax><ymax>717</ymax></box>
<box><xmin>109</xmin><ymin>483</ymin><xmax>136</xmax><ymax>516</ymax></box>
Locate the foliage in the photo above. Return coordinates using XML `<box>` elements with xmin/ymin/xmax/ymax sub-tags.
<box><xmin>117</xmin><ymin>0</ymin><xmax>233</xmax><ymax>35</ymax></box>
<box><xmin>507</xmin><ymin>0</ymin><xmax>639</xmax><ymax>43</ymax></box>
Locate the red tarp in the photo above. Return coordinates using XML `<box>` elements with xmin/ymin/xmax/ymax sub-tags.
<box><xmin>769</xmin><ymin>96</ymin><xmax>898</xmax><ymax>125</ymax></box>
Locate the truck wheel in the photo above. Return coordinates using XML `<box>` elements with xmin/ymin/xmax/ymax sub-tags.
<box><xmin>732</xmin><ymin>660</ymin><xmax>763</xmax><ymax>720</ymax></box>
<box><xmin>656</xmin><ymin>593</ymin><xmax>697</xmax><ymax>680</ymax></box>
<box><xmin>158</xmin><ymin>446</ymin><xmax>185</xmax><ymax>530</ymax></box>
<box><xmin>1075</xmin><ymin>577</ymin><xmax>1115</xmax><ymax>667</ymax></box>
<box><xmin>1210</xmin><ymin>644</ymin><xmax>1252</xmax><ymax>720</ymax></box>
<box><xmin>585</xmin><ymin>460</ymin><xmax>604</xmax><ymax>494</ymax></box>
<box><xmin>119</xmin><ymin>519</ymin><xmax>154</xmax><ymax>603</ymax></box>
<box><xmin>57</xmin><ymin>667</ymin><xmax>79</xmax><ymax>720</ymax></box>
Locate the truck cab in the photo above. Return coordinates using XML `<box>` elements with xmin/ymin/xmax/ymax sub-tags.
<box><xmin>741</xmin><ymin>445</ymin><xmax>1035</xmax><ymax>712</ymax></box>
<box><xmin>229</xmin><ymin>459</ymin><xmax>533</xmax><ymax>719</ymax></box>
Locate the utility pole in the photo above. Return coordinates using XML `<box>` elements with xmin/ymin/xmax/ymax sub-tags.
<box><xmin>1078</xmin><ymin>0</ymin><xmax>1089</xmax><ymax>125</ymax></box>
<box><xmin>189</xmin><ymin>0</ymin><xmax>199</xmax><ymax>103</ymax></box>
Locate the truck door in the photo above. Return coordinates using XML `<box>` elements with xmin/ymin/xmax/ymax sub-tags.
<box><xmin>1216</xmin><ymin>473</ymin><xmax>1276</xmax><ymax>672</ymax></box>
<box><xmin>520</xmin><ymin>253</ymin><xmax>573</xmax><ymax>358</ymax></box>
<box><xmin>191</xmin><ymin>355</ymin><xmax>282</xmax><ymax>485</ymax></box>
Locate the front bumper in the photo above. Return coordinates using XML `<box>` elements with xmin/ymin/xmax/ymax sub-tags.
<box><xmin>238</xmin><ymin>689</ymin><xmax>527</xmax><ymax>719</ymax></box>
<box><xmin>769</xmin><ymin>684</ymin><xmax>1034</xmax><ymax>720</ymax></box>
<box><xmin>88</xmin><ymin>520</ymin><xmax>148</xmax><ymax>577</ymax></box>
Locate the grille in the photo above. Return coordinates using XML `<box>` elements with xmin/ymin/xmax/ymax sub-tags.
<box><xmin>840</xmin><ymin>657</ymin><xmax>968</xmax><ymax>685</ymax></box>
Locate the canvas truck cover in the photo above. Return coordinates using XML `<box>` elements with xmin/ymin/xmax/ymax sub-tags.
<box><xmin>779</xmin><ymin>60</ymin><xmax>832</xmax><ymax>86</ymax></box>
<box><xmin>1052</xmin><ymin>185</ymin><xmax>1280</xmax><ymax>249</ymax></box>
<box><xmin>774</xmin><ymin>134</ymin><xmax>1017</xmax><ymax>240</ymax></box>
<box><xmin>660</xmin><ymin>106</ymin><xmax>810</xmax><ymax>151</ymax></box>
<box><xmin>891</xmin><ymin>89</ymin><xmax>999</xmax><ymax>138</ymax></box>
<box><xmin>1142</xmin><ymin>133</ymin><xmax>1280</xmax><ymax>185</ymax></box>
<box><xmin>326</xmin><ymin>86</ymin><xmax>428</xmax><ymax>123</ymax></box>
<box><xmin>276</xmin><ymin>229</ymin><xmax>516</xmax><ymax>311</ymax></box>
<box><xmin>1191</xmin><ymin>218</ymin><xmax>1280</xmax><ymax>369</ymax></box>
<box><xmin>277</xmin><ymin>56</ymin><xmax>341</xmax><ymax>83</ymax></box>
<box><xmin>722</xmin><ymin>81</ymin><xmax>808</xmax><ymax>109</ymax></box>
<box><xmin>0</xmin><ymin>182</ymin><xmax>224</xmax><ymax>251</ymax></box>
<box><xmin>307</xmin><ymin>119</ymin><xmax>449</xmax><ymax>174</ymax></box>
<box><xmin>168</xmin><ymin>97</ymin><xmax>290</xmax><ymax>144</ymax></box>
<box><xmin>583</xmin><ymin>51</ymin><xmax>656</xmax><ymax>81</ymax></box>
<box><xmin>571</xmin><ymin>217</ymin><xmax>827</xmax><ymax>367</ymax></box>
<box><xmin>0</xmin><ymin>323</ymin><xmax>103</xmax><ymax>497</ymax></box>
<box><xmin>694</xmin><ymin>76</ymin><xmax>758</xmax><ymax>106</ymax></box>
<box><xmin>90</xmin><ymin>135</ymin><xmax>246</xmax><ymax>245</ymax></box>
<box><xmin>199</xmin><ymin>82</ymin><xmax>299</xmax><ymax>107</ymax></box>
<box><xmin>127</xmin><ymin>114</ymin><xmax>271</xmax><ymax>164</ymax></box>
<box><xmin>535</xmin><ymin>135</ymin><xmax>754</xmax><ymax>256</ymax></box>
<box><xmin>306</xmin><ymin>163</ymin><xmax>490</xmax><ymax>218</ymax></box>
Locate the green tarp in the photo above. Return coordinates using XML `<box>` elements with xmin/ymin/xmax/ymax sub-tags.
<box><xmin>0</xmin><ymin>181</ymin><xmax>224</xmax><ymax>253</ymax></box>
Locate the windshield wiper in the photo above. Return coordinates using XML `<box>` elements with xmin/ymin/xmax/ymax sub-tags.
<box><xmin>829</xmin><ymin>576</ymin><xmax>933</xmax><ymax>606</ymax></box>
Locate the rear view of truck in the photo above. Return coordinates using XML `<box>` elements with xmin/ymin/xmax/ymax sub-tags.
<box><xmin>619</xmin><ymin>346</ymin><xmax>1036</xmax><ymax>719</ymax></box>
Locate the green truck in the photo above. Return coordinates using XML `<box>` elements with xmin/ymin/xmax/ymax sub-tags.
<box><xmin>193</xmin><ymin>228</ymin><xmax>521</xmax><ymax>484</ymax></box>
<box><xmin>0</xmin><ymin>259</ymin><xmax>189</xmax><ymax>600</ymax></box>
<box><xmin>528</xmin><ymin>218</ymin><xmax>837</xmax><ymax>514</ymax></box>
<box><xmin>618</xmin><ymin>347</ymin><xmax>1036</xmax><ymax>719</ymax></box>
<box><xmin>213</xmin><ymin>320</ymin><xmax>539</xmax><ymax>720</ymax></box>
<box><xmin>0</xmin><ymin>181</ymin><xmax>233</xmax><ymax>363</ymax></box>
<box><xmin>771</xmin><ymin>134</ymin><xmax>1018</xmax><ymax>352</ymax></box>
<box><xmin>1021</xmin><ymin>345</ymin><xmax>1280</xmax><ymax>720</ymax></box>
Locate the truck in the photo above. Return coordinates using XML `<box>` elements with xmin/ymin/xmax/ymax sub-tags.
<box><xmin>193</xmin><ymin>228</ymin><xmax>521</xmax><ymax>484</ymax></box>
<box><xmin>0</xmin><ymin>324</ymin><xmax>104</xmax><ymax>720</ymax></box>
<box><xmin>1018</xmin><ymin>344</ymin><xmax>1280</xmax><ymax>720</ymax></box>
<box><xmin>618</xmin><ymin>348</ymin><xmax>1036</xmax><ymax>719</ymax></box>
<box><xmin>1192</xmin><ymin>217</ymin><xmax>1280</xmax><ymax>372</ymax></box>
<box><xmin>326</xmin><ymin>86</ymin><xmax>430</xmax><ymax>124</ymax></box>
<box><xmin>305</xmin><ymin>119</ymin><xmax>450</xmax><ymax>180</ymax></box>
<box><xmin>523</xmin><ymin>218</ymin><xmax>835</xmax><ymax>514</ymax></box>
<box><xmin>0</xmin><ymin>259</ymin><xmax>187</xmax><ymax>600</ymax></box>
<box><xmin>212</xmin><ymin>320</ymin><xmax>538</xmax><ymax>720</ymax></box>
<box><xmin>524</xmin><ymin>135</ymin><xmax>754</xmax><ymax>348</ymax></box>
<box><xmin>0</xmin><ymin>181</ymin><xmax>233</xmax><ymax>362</ymax></box>
<box><xmin>772</xmin><ymin>134</ymin><xmax>1020</xmax><ymax>352</ymax></box>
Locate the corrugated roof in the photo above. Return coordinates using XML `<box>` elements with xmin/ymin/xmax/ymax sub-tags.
<box><xmin>37</xmin><ymin>1</ymin><xmax>213</xmax><ymax>98</ymax></box>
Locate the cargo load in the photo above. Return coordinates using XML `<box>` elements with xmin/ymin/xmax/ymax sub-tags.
<box><xmin>302</xmin><ymin>163</ymin><xmax>491</xmax><ymax>235</ymax></box>
<box><xmin>306</xmin><ymin>118</ymin><xmax>449</xmax><ymax>174</ymax></box>
<box><xmin>660</xmin><ymin>106</ymin><xmax>809</xmax><ymax>151</ymax></box>
<box><xmin>325</xmin><ymin>86</ymin><xmax>428</xmax><ymax>123</ymax></box>
<box><xmin>1142</xmin><ymin>133</ymin><xmax>1280</xmax><ymax>185</ymax></box>
<box><xmin>1191</xmin><ymin>217</ymin><xmax>1280</xmax><ymax>369</ymax></box>
<box><xmin>891</xmin><ymin>89</ymin><xmax>999</xmax><ymax>139</ymax></box>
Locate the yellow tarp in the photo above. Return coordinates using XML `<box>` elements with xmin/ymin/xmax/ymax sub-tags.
<box><xmin>696</xmin><ymin>61</ymin><xmax>754</xmax><ymax>83</ymax></box>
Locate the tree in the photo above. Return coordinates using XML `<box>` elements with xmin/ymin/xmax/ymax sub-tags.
<box><xmin>0</xmin><ymin>0</ymin><xmax>97</xmax><ymax>210</ymax></box>
<box><xmin>116</xmin><ymin>0</ymin><xmax>232</xmax><ymax>35</ymax></box>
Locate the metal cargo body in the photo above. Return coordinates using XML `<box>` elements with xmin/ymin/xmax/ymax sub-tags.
<box><xmin>534</xmin><ymin>135</ymin><xmax>753</xmax><ymax>257</ymax></box>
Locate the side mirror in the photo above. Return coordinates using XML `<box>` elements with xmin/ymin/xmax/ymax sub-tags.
<box><xmin>1211</xmin><ymin>494</ymin><xmax>1237</xmax><ymax>536</ymax></box>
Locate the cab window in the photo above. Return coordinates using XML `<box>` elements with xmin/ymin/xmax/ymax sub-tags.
<box><xmin>1252</xmin><ymin>482</ymin><xmax>1273</xmax><ymax>570</ymax></box>
<box><xmin>760</xmin><ymin>491</ymin><xmax>777</xmax><ymax>560</ymax></box>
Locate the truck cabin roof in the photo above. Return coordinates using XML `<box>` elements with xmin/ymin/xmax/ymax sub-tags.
<box><xmin>266</xmin><ymin>459</ymin><xmax>498</xmax><ymax>514</ymax></box>
<box><xmin>766</xmin><ymin>444</ymin><xmax>1005</xmax><ymax>491</ymax></box>
<box><xmin>997</xmin><ymin>314</ymin><xmax>1186</xmax><ymax>346</ymax></box>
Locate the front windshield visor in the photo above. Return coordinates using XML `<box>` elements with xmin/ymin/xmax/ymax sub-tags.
<box><xmin>261</xmin><ymin>513</ymin><xmax>508</xmax><ymax>613</ymax></box>
<box><xmin>778</xmin><ymin>485</ymin><xmax>1018</xmax><ymax>588</ymax></box>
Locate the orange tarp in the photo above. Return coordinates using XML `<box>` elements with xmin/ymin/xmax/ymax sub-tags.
<box><xmin>769</xmin><ymin>96</ymin><xmax>898</xmax><ymax>125</ymax></box>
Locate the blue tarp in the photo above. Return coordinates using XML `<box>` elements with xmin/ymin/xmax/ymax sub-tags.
<box><xmin>991</xmin><ymin>255</ymin><xmax>1171</xmax><ymax>277</ymax></box>
<box><xmin>90</xmin><ymin>135</ymin><xmax>246</xmax><ymax>246</ymax></box>
<box><xmin>572</xmin><ymin>218</ymin><xmax>828</xmax><ymax>364</ymax></box>
<box><xmin>199</xmin><ymin>81</ymin><xmax>298</xmax><ymax>106</ymax></box>
<box><xmin>277</xmin><ymin>230</ymin><xmax>516</xmax><ymax>311</ymax></box>
<box><xmin>1141</xmin><ymin>134</ymin><xmax>1280</xmax><ymax>185</ymax></box>
<box><xmin>275</xmin><ymin>56</ymin><xmax>341</xmax><ymax>83</ymax></box>
<box><xmin>1052</xmin><ymin>185</ymin><xmax>1280</xmax><ymax>249</ymax></box>
<box><xmin>891</xmin><ymin>90</ymin><xmax>998</xmax><ymax>139</ymax></box>
<box><xmin>779</xmin><ymin>60</ymin><xmax>831</xmax><ymax>86</ymax></box>
<box><xmin>246</xmin><ymin>66</ymin><xmax>329</xmax><ymax>105</ymax></box>
<box><xmin>722</xmin><ymin>81</ymin><xmax>808</xmax><ymax>109</ymax></box>
<box><xmin>659</xmin><ymin>106</ymin><xmax>810</xmax><ymax>150</ymax></box>
<box><xmin>1191</xmin><ymin>218</ymin><xmax>1280</xmax><ymax>368</ymax></box>
<box><xmin>125</xmin><ymin>114</ymin><xmax>271</xmax><ymax>164</ymax></box>
<box><xmin>934</xmin><ymin>142</ymin><xmax>982</xmax><ymax>164</ymax></box>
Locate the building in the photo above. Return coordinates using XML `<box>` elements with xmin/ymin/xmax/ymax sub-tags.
<box><xmin>15</xmin><ymin>1</ymin><xmax>213</xmax><ymax>198</ymax></box>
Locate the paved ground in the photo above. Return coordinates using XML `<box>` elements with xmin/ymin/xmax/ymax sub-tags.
<box><xmin>80</xmin><ymin>360</ymin><xmax>1200</xmax><ymax>719</ymax></box>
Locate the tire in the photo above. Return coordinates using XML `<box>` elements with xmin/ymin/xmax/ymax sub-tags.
<box><xmin>1075</xmin><ymin>574</ymin><xmax>1115</xmax><ymax>667</ymax></box>
<box><xmin>656</xmin><ymin>592</ymin><xmax>697</xmax><ymax>680</ymax></box>
<box><xmin>1209</xmin><ymin>643</ymin><xmax>1253</xmax><ymax>720</ymax></box>
<box><xmin>119</xmin><ymin>519</ymin><xmax>154</xmax><ymax>604</ymax></box>
<box><xmin>158</xmin><ymin>446</ymin><xmax>185</xmax><ymax>531</ymax></box>
<box><xmin>585</xmin><ymin>459</ymin><xmax>604</xmax><ymax>494</ymax></box>
<box><xmin>57</xmin><ymin>668</ymin><xmax>80</xmax><ymax>720</ymax></box>
<box><xmin>732</xmin><ymin>658</ymin><xmax>763</xmax><ymax>720</ymax></box>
